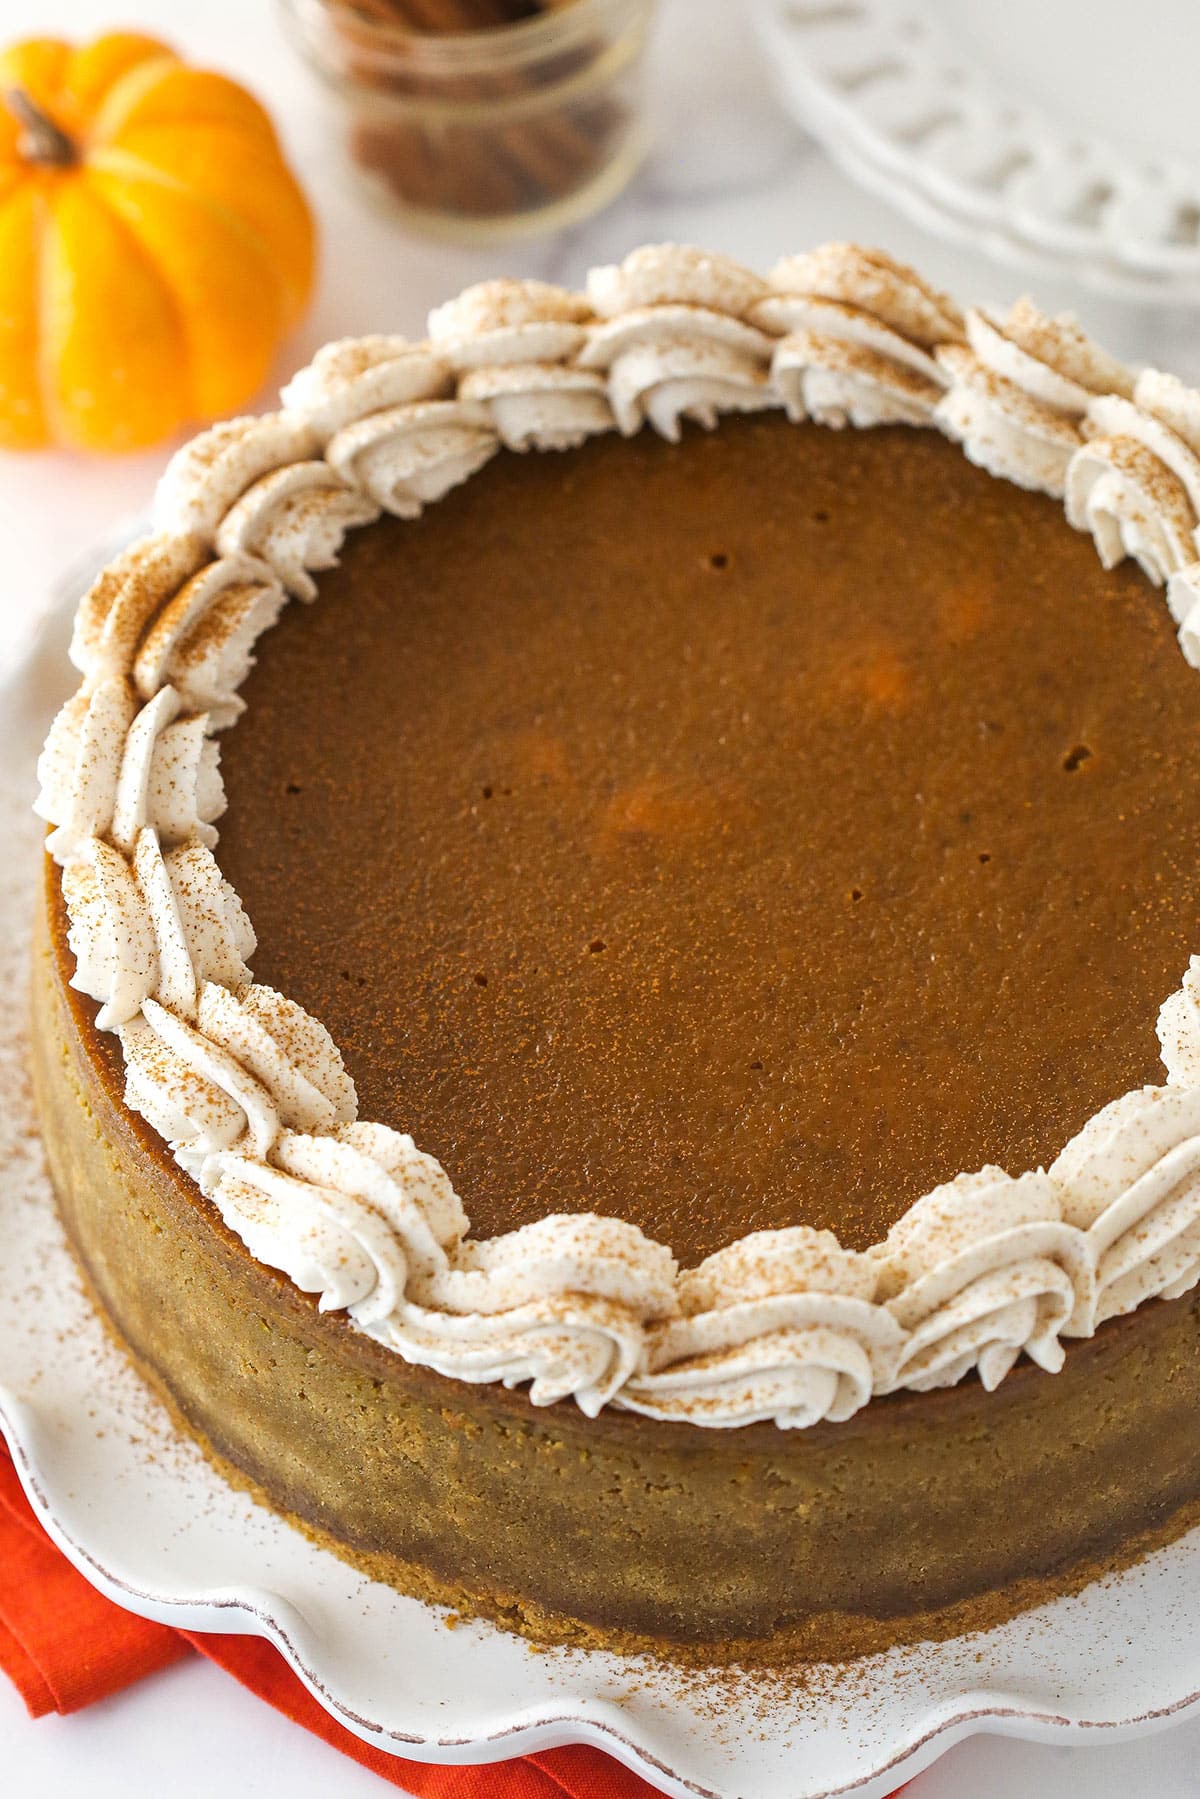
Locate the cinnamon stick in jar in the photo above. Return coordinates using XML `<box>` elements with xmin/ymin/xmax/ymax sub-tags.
<box><xmin>310</xmin><ymin>0</ymin><xmax>644</xmax><ymax>227</ymax></box>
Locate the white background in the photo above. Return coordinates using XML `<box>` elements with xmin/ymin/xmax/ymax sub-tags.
<box><xmin>4</xmin><ymin>0</ymin><xmax>1200</xmax><ymax>1792</ymax></box>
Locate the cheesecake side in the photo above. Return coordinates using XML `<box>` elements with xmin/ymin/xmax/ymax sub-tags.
<box><xmin>32</xmin><ymin>857</ymin><xmax>1200</xmax><ymax>1664</ymax></box>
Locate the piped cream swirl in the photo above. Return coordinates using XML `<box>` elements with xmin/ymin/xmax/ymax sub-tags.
<box><xmin>325</xmin><ymin>400</ymin><xmax>498</xmax><ymax>517</ymax></box>
<box><xmin>280</xmin><ymin>337</ymin><xmax>451</xmax><ymax>438</ymax></box>
<box><xmin>1065</xmin><ymin>371</ymin><xmax>1200</xmax><ymax>584</ymax></box>
<box><xmin>132</xmin><ymin>556</ymin><xmax>285</xmax><ymax>729</ymax></box>
<box><xmin>875</xmin><ymin>1170</ymin><xmax>1093</xmax><ymax>1392</ymax></box>
<box><xmin>935</xmin><ymin>298</ymin><xmax>1130</xmax><ymax>499</ymax></box>
<box><xmin>70</xmin><ymin>534</ymin><xmax>208</xmax><ymax>688</ymax></box>
<box><xmin>1051</xmin><ymin>1085</ymin><xmax>1200</xmax><ymax>1326</ymax></box>
<box><xmin>427</xmin><ymin>279</ymin><xmax>613</xmax><ymax>450</ymax></box>
<box><xmin>621</xmin><ymin>1230</ymin><xmax>902</xmax><ymax>1429</ymax></box>
<box><xmin>582</xmin><ymin>246</ymin><xmax>776</xmax><ymax>439</ymax></box>
<box><xmin>757</xmin><ymin>245</ymin><xmax>959</xmax><ymax>428</ymax></box>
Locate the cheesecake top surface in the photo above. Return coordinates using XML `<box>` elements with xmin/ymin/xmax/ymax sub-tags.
<box><xmin>215</xmin><ymin>416</ymin><xmax>1200</xmax><ymax>1263</ymax></box>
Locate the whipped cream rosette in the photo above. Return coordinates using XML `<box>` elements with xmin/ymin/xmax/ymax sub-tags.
<box><xmin>933</xmin><ymin>298</ymin><xmax>1130</xmax><ymax>500</ymax></box>
<box><xmin>965</xmin><ymin>299</ymin><xmax>1131</xmax><ymax>412</ymax></box>
<box><xmin>376</xmin><ymin>1293</ymin><xmax>654</xmax><ymax>1417</ymax></box>
<box><xmin>359</xmin><ymin>1216</ymin><xmax>677</xmax><ymax>1417</ymax></box>
<box><xmin>132</xmin><ymin>556</ymin><xmax>286</xmax><ymax>729</ymax></box>
<box><xmin>276</xmin><ymin>1121</ymin><xmax>468</xmax><ymax>1290</ymax></box>
<box><xmin>156</xmin><ymin>416</ymin><xmax>381</xmax><ymax>602</ymax></box>
<box><xmin>155</xmin><ymin>416</ymin><xmax>319</xmax><ymax>539</ymax></box>
<box><xmin>1066</xmin><ymin>435</ymin><xmax>1195</xmax><ymax>586</ymax></box>
<box><xmin>120</xmin><ymin>978</ymin><xmax>355</xmax><ymax>1184</ymax></box>
<box><xmin>69</xmin><ymin>533</ymin><xmax>208</xmax><ymax>688</ymax></box>
<box><xmin>283</xmin><ymin>333</ymin><xmax>499</xmax><ymax>515</ymax></box>
<box><xmin>458</xmin><ymin>363</ymin><xmax>613</xmax><ymax>452</ymax></box>
<box><xmin>371</xmin><ymin>1215</ymin><xmax>678</xmax><ymax>1415</ymax></box>
<box><xmin>770</xmin><ymin>329</ymin><xmax>944</xmax><ymax>429</ymax></box>
<box><xmin>200</xmin><ymin>1148</ymin><xmax>417</xmax><ymax>1325</ymax></box>
<box><xmin>1051</xmin><ymin>1086</ymin><xmax>1200</xmax><ymax>1328</ymax></box>
<box><xmin>213</xmin><ymin>465</ymin><xmax>380</xmax><ymax>602</ymax></box>
<box><xmin>131</xmin><ymin>832</ymin><xmax>255</xmax><ymax>1017</ymax></box>
<box><xmin>1065</xmin><ymin>370</ymin><xmax>1200</xmax><ymax>585</ymax></box>
<box><xmin>935</xmin><ymin>348</ymin><xmax>1081</xmax><ymax>497</ymax></box>
<box><xmin>756</xmin><ymin>244</ymin><xmax>959</xmax><ymax>428</ymax></box>
<box><xmin>36</xmin><ymin>676</ymin><xmax>137</xmax><ymax>864</ymax></box>
<box><xmin>582</xmin><ymin>246</ymin><xmax>776</xmax><ymax>439</ymax></box>
<box><xmin>428</xmin><ymin>278</ymin><xmax>591</xmax><ymax>369</ymax></box>
<box><xmin>203</xmin><ymin>1117</ymin><xmax>466</xmax><ymax>1330</ymax></box>
<box><xmin>324</xmin><ymin>399</ymin><xmax>499</xmax><ymax>518</ymax></box>
<box><xmin>124</xmin><ymin>998</ymin><xmax>282</xmax><ymax>1168</ymax></box>
<box><xmin>119</xmin><ymin>1013</ymin><xmax>249</xmax><ymax>1177</ymax></box>
<box><xmin>876</xmin><ymin>1169</ymin><xmax>1094</xmax><ymax>1393</ymax></box>
<box><xmin>620</xmin><ymin>1229</ymin><xmax>902</xmax><ymax>1428</ymax></box>
<box><xmin>196</xmin><ymin>981</ymin><xmax>356</xmax><ymax>1137</ymax></box>
<box><xmin>280</xmin><ymin>337</ymin><xmax>451</xmax><ymax>438</ymax></box>
<box><xmin>62</xmin><ymin>837</ymin><xmax>157</xmax><ymax>1031</ymax></box>
<box><xmin>428</xmin><ymin>279</ymin><xmax>612</xmax><ymax>452</ymax></box>
<box><xmin>587</xmin><ymin>244</ymin><xmax>768</xmax><ymax>321</ymax></box>
<box><xmin>764</xmin><ymin>243</ymin><xmax>963</xmax><ymax>339</ymax></box>
<box><xmin>108</xmin><ymin>686</ymin><xmax>224</xmax><ymax>855</ymax></box>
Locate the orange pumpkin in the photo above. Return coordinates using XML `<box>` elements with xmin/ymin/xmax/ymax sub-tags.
<box><xmin>0</xmin><ymin>32</ymin><xmax>316</xmax><ymax>452</ymax></box>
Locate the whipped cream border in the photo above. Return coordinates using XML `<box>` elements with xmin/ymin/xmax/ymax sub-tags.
<box><xmin>35</xmin><ymin>242</ymin><xmax>1200</xmax><ymax>1431</ymax></box>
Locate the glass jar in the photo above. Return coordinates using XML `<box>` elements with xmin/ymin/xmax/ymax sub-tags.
<box><xmin>280</xmin><ymin>0</ymin><xmax>657</xmax><ymax>242</ymax></box>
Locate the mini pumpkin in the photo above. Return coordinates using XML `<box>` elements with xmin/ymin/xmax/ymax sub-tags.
<box><xmin>0</xmin><ymin>32</ymin><xmax>316</xmax><ymax>452</ymax></box>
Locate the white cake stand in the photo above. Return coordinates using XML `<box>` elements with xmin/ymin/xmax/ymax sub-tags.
<box><xmin>4</xmin><ymin>582</ymin><xmax>1200</xmax><ymax>1799</ymax></box>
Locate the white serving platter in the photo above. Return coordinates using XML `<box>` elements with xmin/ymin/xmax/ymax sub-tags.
<box><xmin>3</xmin><ymin>572</ymin><xmax>1200</xmax><ymax>1799</ymax></box>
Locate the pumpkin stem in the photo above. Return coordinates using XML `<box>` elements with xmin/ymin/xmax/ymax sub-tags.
<box><xmin>4</xmin><ymin>86</ymin><xmax>77</xmax><ymax>168</ymax></box>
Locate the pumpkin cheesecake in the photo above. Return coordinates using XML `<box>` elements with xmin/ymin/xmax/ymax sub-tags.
<box><xmin>30</xmin><ymin>244</ymin><xmax>1200</xmax><ymax>1661</ymax></box>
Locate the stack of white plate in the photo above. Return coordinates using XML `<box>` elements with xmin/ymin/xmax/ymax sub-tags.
<box><xmin>754</xmin><ymin>0</ymin><xmax>1200</xmax><ymax>302</ymax></box>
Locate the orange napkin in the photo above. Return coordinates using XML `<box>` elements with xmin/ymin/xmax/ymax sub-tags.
<box><xmin>0</xmin><ymin>1440</ymin><xmax>906</xmax><ymax>1796</ymax></box>
<box><xmin>0</xmin><ymin>1439</ymin><xmax>682</xmax><ymax>1793</ymax></box>
<box><xmin>0</xmin><ymin>1444</ymin><xmax>186</xmax><ymax>1716</ymax></box>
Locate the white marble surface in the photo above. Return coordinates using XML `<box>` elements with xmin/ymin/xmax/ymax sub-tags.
<box><xmin>3</xmin><ymin>0</ymin><xmax>1200</xmax><ymax>1792</ymax></box>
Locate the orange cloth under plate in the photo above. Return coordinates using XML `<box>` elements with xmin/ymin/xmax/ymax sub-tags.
<box><xmin>0</xmin><ymin>1440</ymin><xmax>906</xmax><ymax>1797</ymax></box>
